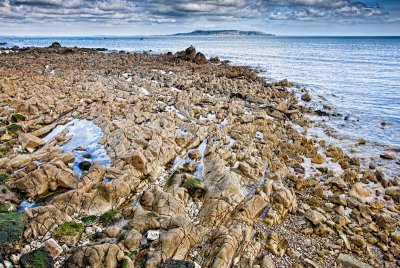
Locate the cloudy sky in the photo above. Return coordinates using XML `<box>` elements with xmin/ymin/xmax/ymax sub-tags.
<box><xmin>0</xmin><ymin>0</ymin><xmax>399</xmax><ymax>36</ymax></box>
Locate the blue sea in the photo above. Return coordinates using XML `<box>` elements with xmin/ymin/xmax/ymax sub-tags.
<box><xmin>1</xmin><ymin>36</ymin><xmax>399</xmax><ymax>175</ymax></box>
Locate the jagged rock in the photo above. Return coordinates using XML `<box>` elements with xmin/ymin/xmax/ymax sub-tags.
<box><xmin>311</xmin><ymin>154</ymin><xmax>324</xmax><ymax>164</ymax></box>
<box><xmin>265</xmin><ymin>232</ymin><xmax>288</xmax><ymax>257</ymax></box>
<box><xmin>336</xmin><ymin>254</ymin><xmax>373</xmax><ymax>268</ymax></box>
<box><xmin>263</xmin><ymin>179</ymin><xmax>297</xmax><ymax>226</ymax></box>
<box><xmin>261</xmin><ymin>255</ymin><xmax>275</xmax><ymax>268</ymax></box>
<box><xmin>19</xmin><ymin>133</ymin><xmax>44</xmax><ymax>152</ymax></box>
<box><xmin>44</xmin><ymin>238</ymin><xmax>63</xmax><ymax>259</ymax></box>
<box><xmin>13</xmin><ymin>161</ymin><xmax>77</xmax><ymax>197</ymax></box>
<box><xmin>194</xmin><ymin>52</ymin><xmax>207</xmax><ymax>64</ymax></box>
<box><xmin>385</xmin><ymin>186</ymin><xmax>400</xmax><ymax>201</ymax></box>
<box><xmin>122</xmin><ymin>148</ymin><xmax>147</xmax><ymax>170</ymax></box>
<box><xmin>305</xmin><ymin>209</ymin><xmax>327</xmax><ymax>225</ymax></box>
<box><xmin>123</xmin><ymin>229</ymin><xmax>142</xmax><ymax>251</ymax></box>
<box><xmin>65</xmin><ymin>243</ymin><xmax>124</xmax><ymax>268</ymax></box>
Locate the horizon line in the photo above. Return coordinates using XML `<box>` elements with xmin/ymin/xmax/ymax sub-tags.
<box><xmin>1</xmin><ymin>34</ymin><xmax>400</xmax><ymax>38</ymax></box>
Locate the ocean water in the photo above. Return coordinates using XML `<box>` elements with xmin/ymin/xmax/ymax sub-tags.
<box><xmin>1</xmin><ymin>36</ymin><xmax>399</xmax><ymax>175</ymax></box>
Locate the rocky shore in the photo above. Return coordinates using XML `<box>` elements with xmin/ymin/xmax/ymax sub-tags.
<box><xmin>0</xmin><ymin>44</ymin><xmax>398</xmax><ymax>268</ymax></box>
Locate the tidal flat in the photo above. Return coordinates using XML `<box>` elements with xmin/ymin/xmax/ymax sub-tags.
<box><xmin>0</xmin><ymin>44</ymin><xmax>398</xmax><ymax>268</ymax></box>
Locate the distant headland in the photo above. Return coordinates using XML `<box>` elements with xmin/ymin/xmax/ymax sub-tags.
<box><xmin>171</xmin><ymin>30</ymin><xmax>274</xmax><ymax>36</ymax></box>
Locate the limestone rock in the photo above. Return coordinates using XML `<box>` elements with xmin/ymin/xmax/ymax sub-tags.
<box><xmin>305</xmin><ymin>209</ymin><xmax>326</xmax><ymax>225</ymax></box>
<box><xmin>44</xmin><ymin>238</ymin><xmax>63</xmax><ymax>259</ymax></box>
<box><xmin>65</xmin><ymin>243</ymin><xmax>124</xmax><ymax>268</ymax></box>
<box><xmin>19</xmin><ymin>133</ymin><xmax>44</xmax><ymax>151</ymax></box>
<box><xmin>336</xmin><ymin>254</ymin><xmax>373</xmax><ymax>268</ymax></box>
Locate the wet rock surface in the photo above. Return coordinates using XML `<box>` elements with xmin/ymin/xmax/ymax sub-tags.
<box><xmin>0</xmin><ymin>45</ymin><xmax>398</xmax><ymax>268</ymax></box>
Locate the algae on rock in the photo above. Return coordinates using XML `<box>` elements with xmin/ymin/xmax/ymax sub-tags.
<box><xmin>20</xmin><ymin>249</ymin><xmax>53</xmax><ymax>268</ymax></box>
<box><xmin>53</xmin><ymin>221</ymin><xmax>84</xmax><ymax>246</ymax></box>
<box><xmin>0</xmin><ymin>212</ymin><xmax>28</xmax><ymax>254</ymax></box>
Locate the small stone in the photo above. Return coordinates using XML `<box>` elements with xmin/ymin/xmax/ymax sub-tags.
<box><xmin>303</xmin><ymin>228</ymin><xmax>314</xmax><ymax>235</ymax></box>
<box><xmin>104</xmin><ymin>226</ymin><xmax>121</xmax><ymax>238</ymax></box>
<box><xmin>305</xmin><ymin>209</ymin><xmax>327</xmax><ymax>225</ymax></box>
<box><xmin>311</xmin><ymin>155</ymin><xmax>325</xmax><ymax>165</ymax></box>
<box><xmin>188</xmin><ymin>150</ymin><xmax>202</xmax><ymax>160</ymax></box>
<box><xmin>287</xmin><ymin>248</ymin><xmax>301</xmax><ymax>259</ymax></box>
<box><xmin>301</xmin><ymin>93</ymin><xmax>312</xmax><ymax>102</ymax></box>
<box><xmin>380</xmin><ymin>154</ymin><xmax>396</xmax><ymax>160</ymax></box>
<box><xmin>304</xmin><ymin>258</ymin><xmax>321</xmax><ymax>268</ymax></box>
<box><xmin>44</xmin><ymin>238</ymin><xmax>63</xmax><ymax>259</ymax></box>
<box><xmin>261</xmin><ymin>255</ymin><xmax>275</xmax><ymax>268</ymax></box>
<box><xmin>3</xmin><ymin>261</ymin><xmax>12</xmax><ymax>268</ymax></box>
<box><xmin>123</xmin><ymin>148</ymin><xmax>147</xmax><ymax>170</ymax></box>
<box><xmin>78</xmin><ymin>161</ymin><xmax>91</xmax><ymax>171</ymax></box>
<box><xmin>147</xmin><ymin>230</ymin><xmax>160</xmax><ymax>241</ymax></box>
<box><xmin>351</xmin><ymin>235</ymin><xmax>366</xmax><ymax>248</ymax></box>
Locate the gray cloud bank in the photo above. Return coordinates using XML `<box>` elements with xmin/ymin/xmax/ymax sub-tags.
<box><xmin>0</xmin><ymin>0</ymin><xmax>397</xmax><ymax>25</ymax></box>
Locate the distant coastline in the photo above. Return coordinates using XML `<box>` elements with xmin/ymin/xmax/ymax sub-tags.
<box><xmin>171</xmin><ymin>30</ymin><xmax>274</xmax><ymax>36</ymax></box>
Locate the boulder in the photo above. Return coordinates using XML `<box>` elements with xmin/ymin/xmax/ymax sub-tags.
<box><xmin>65</xmin><ymin>243</ymin><xmax>124</xmax><ymax>268</ymax></box>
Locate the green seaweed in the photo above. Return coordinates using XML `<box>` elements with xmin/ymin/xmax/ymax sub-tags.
<box><xmin>166</xmin><ymin>170</ymin><xmax>178</xmax><ymax>187</ymax></box>
<box><xmin>0</xmin><ymin>173</ymin><xmax>8</xmax><ymax>182</ymax></box>
<box><xmin>53</xmin><ymin>221</ymin><xmax>84</xmax><ymax>238</ymax></box>
<box><xmin>183</xmin><ymin>177</ymin><xmax>205</xmax><ymax>190</ymax></box>
<box><xmin>0</xmin><ymin>204</ymin><xmax>9</xmax><ymax>213</ymax></box>
<box><xmin>81</xmin><ymin>215</ymin><xmax>98</xmax><ymax>225</ymax></box>
<box><xmin>20</xmin><ymin>249</ymin><xmax>53</xmax><ymax>268</ymax></box>
<box><xmin>99</xmin><ymin>210</ymin><xmax>118</xmax><ymax>226</ymax></box>
<box><xmin>122</xmin><ymin>259</ymin><xmax>129</xmax><ymax>268</ymax></box>
<box><xmin>11</xmin><ymin>113</ymin><xmax>26</xmax><ymax>123</ymax></box>
<box><xmin>0</xmin><ymin>212</ymin><xmax>27</xmax><ymax>246</ymax></box>
<box><xmin>6</xmin><ymin>123</ymin><xmax>22</xmax><ymax>134</ymax></box>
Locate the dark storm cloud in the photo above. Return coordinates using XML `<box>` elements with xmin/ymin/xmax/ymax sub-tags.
<box><xmin>0</xmin><ymin>0</ymin><xmax>395</xmax><ymax>24</ymax></box>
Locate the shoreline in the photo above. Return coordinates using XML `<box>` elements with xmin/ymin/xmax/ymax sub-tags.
<box><xmin>0</xmin><ymin>45</ymin><xmax>399</xmax><ymax>267</ymax></box>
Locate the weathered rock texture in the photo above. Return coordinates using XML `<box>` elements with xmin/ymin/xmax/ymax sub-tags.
<box><xmin>0</xmin><ymin>45</ymin><xmax>398</xmax><ymax>268</ymax></box>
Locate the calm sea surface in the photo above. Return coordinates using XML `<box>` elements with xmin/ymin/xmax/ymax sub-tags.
<box><xmin>1</xmin><ymin>36</ymin><xmax>399</xmax><ymax>174</ymax></box>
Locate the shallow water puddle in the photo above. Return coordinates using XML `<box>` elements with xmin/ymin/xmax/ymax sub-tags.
<box><xmin>172</xmin><ymin>139</ymin><xmax>208</xmax><ymax>180</ymax></box>
<box><xmin>165</xmin><ymin>105</ymin><xmax>186</xmax><ymax>119</ymax></box>
<box><xmin>217</xmin><ymin>118</ymin><xmax>229</xmax><ymax>128</ymax></box>
<box><xmin>200</xmin><ymin>113</ymin><xmax>216</xmax><ymax>121</ymax></box>
<box><xmin>44</xmin><ymin>119</ymin><xmax>111</xmax><ymax>178</ymax></box>
<box><xmin>18</xmin><ymin>200</ymin><xmax>39</xmax><ymax>212</ymax></box>
<box><xmin>20</xmin><ymin>120</ymin><xmax>111</xmax><ymax>212</ymax></box>
<box><xmin>139</xmin><ymin>87</ymin><xmax>150</xmax><ymax>95</ymax></box>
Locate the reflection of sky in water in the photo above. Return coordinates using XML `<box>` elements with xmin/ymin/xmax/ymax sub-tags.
<box><xmin>18</xmin><ymin>200</ymin><xmax>39</xmax><ymax>212</ymax></box>
<box><xmin>18</xmin><ymin>119</ymin><xmax>111</xmax><ymax>212</ymax></box>
<box><xmin>60</xmin><ymin>119</ymin><xmax>111</xmax><ymax>178</ymax></box>
<box><xmin>44</xmin><ymin>119</ymin><xmax>111</xmax><ymax>178</ymax></box>
<box><xmin>172</xmin><ymin>139</ymin><xmax>207</xmax><ymax>180</ymax></box>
